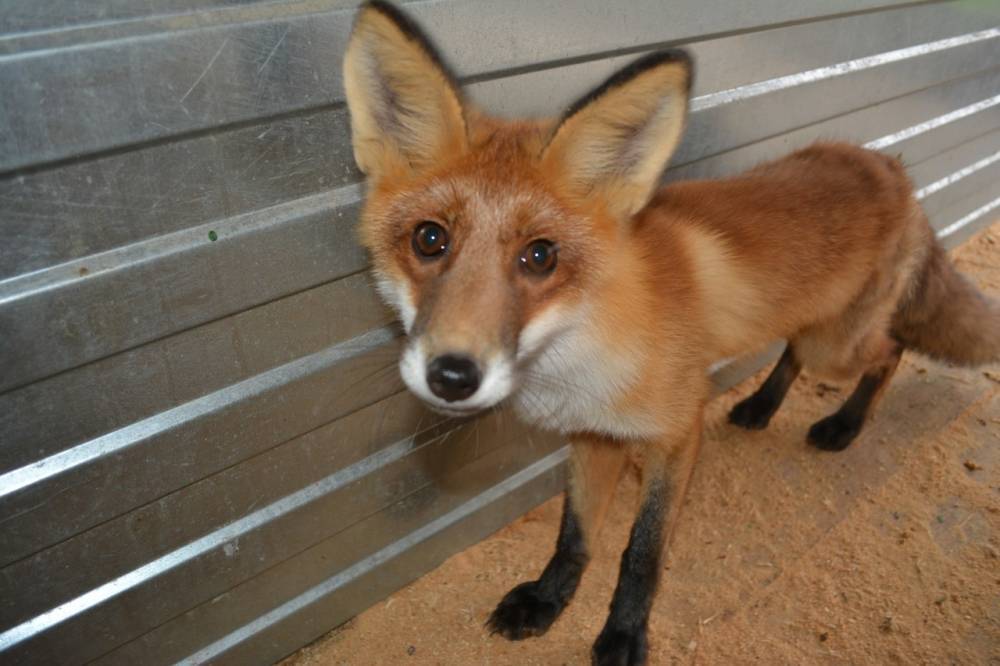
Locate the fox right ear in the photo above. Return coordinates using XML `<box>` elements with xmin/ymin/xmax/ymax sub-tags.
<box><xmin>342</xmin><ymin>1</ymin><xmax>467</xmax><ymax>182</ymax></box>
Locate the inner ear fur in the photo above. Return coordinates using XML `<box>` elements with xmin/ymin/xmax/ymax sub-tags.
<box><xmin>342</xmin><ymin>1</ymin><xmax>468</xmax><ymax>180</ymax></box>
<box><xmin>542</xmin><ymin>50</ymin><xmax>693</xmax><ymax>218</ymax></box>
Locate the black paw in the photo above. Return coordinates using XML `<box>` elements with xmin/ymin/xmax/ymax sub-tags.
<box><xmin>807</xmin><ymin>414</ymin><xmax>861</xmax><ymax>451</ymax></box>
<box><xmin>728</xmin><ymin>395</ymin><xmax>776</xmax><ymax>430</ymax></box>
<box><xmin>486</xmin><ymin>581</ymin><xmax>561</xmax><ymax>640</ymax></box>
<box><xmin>592</xmin><ymin>627</ymin><xmax>648</xmax><ymax>666</ymax></box>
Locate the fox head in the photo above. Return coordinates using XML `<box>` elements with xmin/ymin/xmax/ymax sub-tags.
<box><xmin>343</xmin><ymin>1</ymin><xmax>692</xmax><ymax>418</ymax></box>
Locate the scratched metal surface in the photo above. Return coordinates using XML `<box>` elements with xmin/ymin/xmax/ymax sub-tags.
<box><xmin>1</xmin><ymin>1</ymin><xmax>999</xmax><ymax>664</ymax></box>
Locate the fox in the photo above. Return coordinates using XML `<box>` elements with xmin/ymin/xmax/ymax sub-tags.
<box><xmin>341</xmin><ymin>2</ymin><xmax>1000</xmax><ymax>664</ymax></box>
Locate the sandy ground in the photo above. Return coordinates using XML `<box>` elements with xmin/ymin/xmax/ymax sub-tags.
<box><xmin>285</xmin><ymin>224</ymin><xmax>999</xmax><ymax>665</ymax></box>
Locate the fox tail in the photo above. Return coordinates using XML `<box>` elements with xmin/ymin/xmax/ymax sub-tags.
<box><xmin>893</xmin><ymin>238</ymin><xmax>1000</xmax><ymax>366</ymax></box>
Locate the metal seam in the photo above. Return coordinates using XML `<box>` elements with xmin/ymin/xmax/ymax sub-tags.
<box><xmin>864</xmin><ymin>93</ymin><xmax>1000</xmax><ymax>150</ymax></box>
<box><xmin>937</xmin><ymin>194</ymin><xmax>1000</xmax><ymax>239</ymax></box>
<box><xmin>915</xmin><ymin>149</ymin><xmax>1000</xmax><ymax>200</ymax></box>
<box><xmin>0</xmin><ymin>394</ymin><xmax>419</xmax><ymax>652</ymax></box>
<box><xmin>175</xmin><ymin>445</ymin><xmax>570</xmax><ymax>665</ymax></box>
<box><xmin>0</xmin><ymin>183</ymin><xmax>364</xmax><ymax>306</ymax></box>
<box><xmin>0</xmin><ymin>325</ymin><xmax>395</xmax><ymax>503</ymax></box>
<box><xmin>691</xmin><ymin>27</ymin><xmax>1000</xmax><ymax>111</ymax></box>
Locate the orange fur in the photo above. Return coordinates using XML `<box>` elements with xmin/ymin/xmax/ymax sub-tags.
<box><xmin>342</xmin><ymin>3</ymin><xmax>999</xmax><ymax>663</ymax></box>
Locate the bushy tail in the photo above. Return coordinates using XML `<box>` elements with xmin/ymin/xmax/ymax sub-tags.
<box><xmin>893</xmin><ymin>240</ymin><xmax>1000</xmax><ymax>366</ymax></box>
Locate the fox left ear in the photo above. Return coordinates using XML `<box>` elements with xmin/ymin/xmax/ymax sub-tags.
<box><xmin>541</xmin><ymin>50</ymin><xmax>693</xmax><ymax>218</ymax></box>
<box><xmin>342</xmin><ymin>1</ymin><xmax>467</xmax><ymax>182</ymax></box>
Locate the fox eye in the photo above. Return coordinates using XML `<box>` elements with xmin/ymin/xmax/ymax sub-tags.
<box><xmin>519</xmin><ymin>240</ymin><xmax>557</xmax><ymax>275</ymax></box>
<box><xmin>412</xmin><ymin>221</ymin><xmax>449</xmax><ymax>258</ymax></box>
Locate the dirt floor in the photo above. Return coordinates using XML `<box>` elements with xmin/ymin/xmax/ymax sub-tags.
<box><xmin>285</xmin><ymin>224</ymin><xmax>999</xmax><ymax>665</ymax></box>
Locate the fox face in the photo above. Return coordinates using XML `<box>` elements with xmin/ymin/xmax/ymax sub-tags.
<box><xmin>360</xmin><ymin>152</ymin><xmax>606</xmax><ymax>417</ymax></box>
<box><xmin>343</xmin><ymin>1</ymin><xmax>691</xmax><ymax>424</ymax></box>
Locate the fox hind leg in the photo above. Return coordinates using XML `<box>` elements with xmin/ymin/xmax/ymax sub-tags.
<box><xmin>728</xmin><ymin>344</ymin><xmax>802</xmax><ymax>430</ymax></box>
<box><xmin>808</xmin><ymin>339</ymin><xmax>903</xmax><ymax>451</ymax></box>
<box><xmin>488</xmin><ymin>436</ymin><xmax>627</xmax><ymax>640</ymax></box>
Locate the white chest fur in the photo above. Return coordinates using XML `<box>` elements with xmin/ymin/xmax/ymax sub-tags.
<box><xmin>511</xmin><ymin>319</ymin><xmax>661</xmax><ymax>440</ymax></box>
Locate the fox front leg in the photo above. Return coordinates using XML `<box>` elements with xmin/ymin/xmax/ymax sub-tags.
<box><xmin>592</xmin><ymin>418</ymin><xmax>703</xmax><ymax>666</ymax></box>
<box><xmin>487</xmin><ymin>435</ymin><xmax>627</xmax><ymax>639</ymax></box>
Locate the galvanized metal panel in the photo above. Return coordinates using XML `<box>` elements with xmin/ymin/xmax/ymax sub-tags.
<box><xmin>1</xmin><ymin>390</ymin><xmax>445</xmax><ymax>626</ymax></box>
<box><xmin>910</xmin><ymin>127</ymin><xmax>1000</xmax><ymax>192</ymax></box>
<box><xmin>0</xmin><ymin>331</ymin><xmax>400</xmax><ymax>567</ymax></box>
<box><xmin>936</xmin><ymin>183</ymin><xmax>1000</xmax><ymax>247</ymax></box>
<box><xmin>909</xmin><ymin>126</ymin><xmax>1000</xmax><ymax>224</ymax></box>
<box><xmin>925</xmin><ymin>159</ymin><xmax>1000</xmax><ymax>222</ymax></box>
<box><xmin>0</xmin><ymin>191</ymin><xmax>367</xmax><ymax>393</ymax></box>
<box><xmin>0</xmin><ymin>106</ymin><xmax>360</xmax><ymax>280</ymax></box>
<box><xmin>0</xmin><ymin>1</ymin><xmax>266</xmax><ymax>34</ymax></box>
<box><xmin>0</xmin><ymin>0</ymin><xmax>923</xmax><ymax>172</ymax></box>
<box><xmin>669</xmin><ymin>67</ymin><xmax>1000</xmax><ymax>183</ymax></box>
<box><xmin>2</xmin><ymin>1</ymin><xmax>999</xmax><ymax>665</ymax></box>
<box><xmin>96</xmin><ymin>442</ymin><xmax>568</xmax><ymax>666</ymax></box>
<box><xmin>471</xmin><ymin>2</ymin><xmax>1000</xmax><ymax>116</ymax></box>
<box><xmin>6</xmin><ymin>33</ymin><xmax>999</xmax><ymax>395</ymax></box>
<box><xmin>0</xmin><ymin>272</ymin><xmax>391</xmax><ymax>476</ymax></box>
<box><xmin>5</xmin><ymin>412</ymin><xmax>551</xmax><ymax>665</ymax></box>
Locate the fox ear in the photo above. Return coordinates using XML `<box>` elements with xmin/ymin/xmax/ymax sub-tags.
<box><xmin>542</xmin><ymin>51</ymin><xmax>693</xmax><ymax>218</ymax></box>
<box><xmin>343</xmin><ymin>1</ymin><xmax>467</xmax><ymax>181</ymax></box>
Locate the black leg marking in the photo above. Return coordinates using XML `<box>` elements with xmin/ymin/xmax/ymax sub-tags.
<box><xmin>808</xmin><ymin>347</ymin><xmax>902</xmax><ymax>452</ymax></box>
<box><xmin>487</xmin><ymin>495</ymin><xmax>588</xmax><ymax>640</ymax></box>
<box><xmin>729</xmin><ymin>345</ymin><xmax>802</xmax><ymax>430</ymax></box>
<box><xmin>807</xmin><ymin>373</ymin><xmax>878</xmax><ymax>451</ymax></box>
<box><xmin>592</xmin><ymin>480</ymin><xmax>669</xmax><ymax>666</ymax></box>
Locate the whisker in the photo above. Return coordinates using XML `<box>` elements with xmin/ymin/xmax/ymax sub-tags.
<box><xmin>520</xmin><ymin>369</ymin><xmax>605</xmax><ymax>405</ymax></box>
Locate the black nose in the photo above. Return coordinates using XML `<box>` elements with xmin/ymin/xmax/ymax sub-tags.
<box><xmin>426</xmin><ymin>354</ymin><xmax>481</xmax><ymax>402</ymax></box>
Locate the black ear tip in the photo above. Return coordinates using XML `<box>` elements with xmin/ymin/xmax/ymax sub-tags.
<box><xmin>362</xmin><ymin>0</ymin><xmax>401</xmax><ymax>17</ymax></box>
<box><xmin>635</xmin><ymin>48</ymin><xmax>695</xmax><ymax>92</ymax></box>
<box><xmin>561</xmin><ymin>48</ymin><xmax>695</xmax><ymax>121</ymax></box>
<box><xmin>357</xmin><ymin>1</ymin><xmax>421</xmax><ymax>41</ymax></box>
<box><xmin>359</xmin><ymin>1</ymin><xmax>417</xmax><ymax>33</ymax></box>
<box><xmin>355</xmin><ymin>0</ymin><xmax>460</xmax><ymax>89</ymax></box>
<box><xmin>362</xmin><ymin>0</ymin><xmax>396</xmax><ymax>12</ymax></box>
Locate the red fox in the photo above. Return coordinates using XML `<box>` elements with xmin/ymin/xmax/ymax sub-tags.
<box><xmin>342</xmin><ymin>2</ymin><xmax>1000</xmax><ymax>663</ymax></box>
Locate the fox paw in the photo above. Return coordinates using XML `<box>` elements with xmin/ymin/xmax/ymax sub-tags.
<box><xmin>728</xmin><ymin>395</ymin><xmax>776</xmax><ymax>430</ymax></box>
<box><xmin>486</xmin><ymin>581</ymin><xmax>560</xmax><ymax>640</ymax></box>
<box><xmin>592</xmin><ymin>628</ymin><xmax>648</xmax><ymax>666</ymax></box>
<box><xmin>807</xmin><ymin>414</ymin><xmax>860</xmax><ymax>451</ymax></box>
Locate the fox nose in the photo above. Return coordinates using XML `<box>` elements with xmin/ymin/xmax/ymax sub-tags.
<box><xmin>426</xmin><ymin>354</ymin><xmax>481</xmax><ymax>402</ymax></box>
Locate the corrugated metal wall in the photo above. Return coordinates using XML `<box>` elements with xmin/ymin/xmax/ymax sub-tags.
<box><xmin>1</xmin><ymin>1</ymin><xmax>998</xmax><ymax>663</ymax></box>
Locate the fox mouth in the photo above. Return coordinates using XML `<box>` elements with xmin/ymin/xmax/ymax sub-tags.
<box><xmin>425</xmin><ymin>402</ymin><xmax>486</xmax><ymax>419</ymax></box>
<box><xmin>406</xmin><ymin>380</ymin><xmax>510</xmax><ymax>419</ymax></box>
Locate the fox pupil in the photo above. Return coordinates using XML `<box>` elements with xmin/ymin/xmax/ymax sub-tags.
<box><xmin>521</xmin><ymin>240</ymin><xmax>557</xmax><ymax>275</ymax></box>
<box><xmin>413</xmin><ymin>221</ymin><xmax>448</xmax><ymax>258</ymax></box>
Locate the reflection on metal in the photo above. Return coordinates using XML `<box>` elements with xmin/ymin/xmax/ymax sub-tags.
<box><xmin>916</xmin><ymin>149</ymin><xmax>1000</xmax><ymax>199</ymax></box>
<box><xmin>939</xmin><ymin>194</ymin><xmax>1000</xmax><ymax>239</ymax></box>
<box><xmin>179</xmin><ymin>446</ymin><xmax>571</xmax><ymax>665</ymax></box>
<box><xmin>0</xmin><ymin>325</ymin><xmax>396</xmax><ymax>500</ymax></box>
<box><xmin>691</xmin><ymin>27</ymin><xmax>1000</xmax><ymax>111</ymax></box>
<box><xmin>864</xmin><ymin>93</ymin><xmax>1000</xmax><ymax>151</ymax></box>
<box><xmin>0</xmin><ymin>185</ymin><xmax>364</xmax><ymax>308</ymax></box>
<box><xmin>2</xmin><ymin>1</ymin><xmax>998</xmax><ymax>664</ymax></box>
<box><xmin>0</xmin><ymin>333</ymin><xmax>404</xmax><ymax>651</ymax></box>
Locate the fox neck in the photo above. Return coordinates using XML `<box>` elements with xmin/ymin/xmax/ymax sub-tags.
<box><xmin>511</xmin><ymin>236</ymin><xmax>667</xmax><ymax>439</ymax></box>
